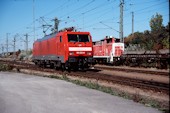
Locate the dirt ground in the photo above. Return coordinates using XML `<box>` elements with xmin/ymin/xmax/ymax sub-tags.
<box><xmin>98</xmin><ymin>69</ymin><xmax>169</xmax><ymax>84</ymax></box>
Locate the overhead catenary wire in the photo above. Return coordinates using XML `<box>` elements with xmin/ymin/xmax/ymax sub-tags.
<box><xmin>27</xmin><ymin>0</ymin><xmax>168</xmax><ymax>37</ymax></box>
<box><xmin>0</xmin><ymin>0</ymin><xmax>168</xmax><ymax>48</ymax></box>
<box><xmin>59</xmin><ymin>0</ymin><xmax>95</xmax><ymax>19</ymax></box>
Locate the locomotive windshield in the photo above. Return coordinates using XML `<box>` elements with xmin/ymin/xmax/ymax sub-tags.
<box><xmin>68</xmin><ymin>34</ymin><xmax>90</xmax><ymax>42</ymax></box>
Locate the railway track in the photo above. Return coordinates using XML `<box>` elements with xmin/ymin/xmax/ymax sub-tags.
<box><xmin>0</xmin><ymin>60</ymin><xmax>169</xmax><ymax>94</ymax></box>
<box><xmin>94</xmin><ymin>65</ymin><xmax>169</xmax><ymax>76</ymax></box>
<box><xmin>70</xmin><ymin>71</ymin><xmax>169</xmax><ymax>94</ymax></box>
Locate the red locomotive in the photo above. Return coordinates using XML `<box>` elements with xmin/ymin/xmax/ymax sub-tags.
<box><xmin>93</xmin><ymin>36</ymin><xmax>124</xmax><ymax>65</ymax></box>
<box><xmin>32</xmin><ymin>27</ymin><xmax>94</xmax><ymax>70</ymax></box>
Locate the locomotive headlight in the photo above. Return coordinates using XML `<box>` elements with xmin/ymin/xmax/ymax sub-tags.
<box><xmin>69</xmin><ymin>52</ymin><xmax>74</xmax><ymax>55</ymax></box>
<box><xmin>87</xmin><ymin>52</ymin><xmax>92</xmax><ymax>55</ymax></box>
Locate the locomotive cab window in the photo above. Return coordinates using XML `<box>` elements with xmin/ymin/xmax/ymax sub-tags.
<box><xmin>106</xmin><ymin>38</ymin><xmax>112</xmax><ymax>43</ymax></box>
<box><xmin>115</xmin><ymin>38</ymin><xmax>120</xmax><ymax>42</ymax></box>
<box><xmin>68</xmin><ymin>34</ymin><xmax>90</xmax><ymax>42</ymax></box>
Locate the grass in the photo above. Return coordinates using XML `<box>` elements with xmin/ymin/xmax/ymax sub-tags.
<box><xmin>0</xmin><ymin>63</ymin><xmax>13</xmax><ymax>71</ymax></box>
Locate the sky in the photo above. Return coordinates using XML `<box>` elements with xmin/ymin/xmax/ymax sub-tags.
<box><xmin>0</xmin><ymin>0</ymin><xmax>169</xmax><ymax>52</ymax></box>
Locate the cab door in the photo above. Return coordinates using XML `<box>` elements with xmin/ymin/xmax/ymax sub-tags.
<box><xmin>59</xmin><ymin>36</ymin><xmax>64</xmax><ymax>55</ymax></box>
<box><xmin>56</xmin><ymin>36</ymin><xmax>60</xmax><ymax>55</ymax></box>
<box><xmin>57</xmin><ymin>35</ymin><xmax>65</xmax><ymax>63</ymax></box>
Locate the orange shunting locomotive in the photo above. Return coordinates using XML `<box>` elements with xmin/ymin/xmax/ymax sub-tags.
<box><xmin>93</xmin><ymin>36</ymin><xmax>124</xmax><ymax>65</ymax></box>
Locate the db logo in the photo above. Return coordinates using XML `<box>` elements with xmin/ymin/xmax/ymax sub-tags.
<box><xmin>78</xmin><ymin>44</ymin><xmax>82</xmax><ymax>47</ymax></box>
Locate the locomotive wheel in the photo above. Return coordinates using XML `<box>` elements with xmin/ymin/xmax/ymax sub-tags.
<box><xmin>61</xmin><ymin>64</ymin><xmax>65</xmax><ymax>72</ymax></box>
<box><xmin>42</xmin><ymin>62</ymin><xmax>46</xmax><ymax>68</ymax></box>
<box><xmin>37</xmin><ymin>61</ymin><xmax>41</xmax><ymax>67</ymax></box>
<box><xmin>50</xmin><ymin>63</ymin><xmax>54</xmax><ymax>69</ymax></box>
<box><xmin>65</xmin><ymin>62</ymin><xmax>71</xmax><ymax>72</ymax></box>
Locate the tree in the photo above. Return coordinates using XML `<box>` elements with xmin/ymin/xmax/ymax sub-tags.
<box><xmin>162</xmin><ymin>22</ymin><xmax>170</xmax><ymax>49</ymax></box>
<box><xmin>149</xmin><ymin>13</ymin><xmax>165</xmax><ymax>52</ymax></box>
<box><xmin>150</xmin><ymin>13</ymin><xmax>163</xmax><ymax>32</ymax></box>
<box><xmin>125</xmin><ymin>13</ymin><xmax>169</xmax><ymax>51</ymax></box>
<box><xmin>141</xmin><ymin>30</ymin><xmax>154</xmax><ymax>50</ymax></box>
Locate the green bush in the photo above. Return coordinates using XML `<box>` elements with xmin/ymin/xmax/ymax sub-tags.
<box><xmin>0</xmin><ymin>63</ymin><xmax>13</xmax><ymax>71</ymax></box>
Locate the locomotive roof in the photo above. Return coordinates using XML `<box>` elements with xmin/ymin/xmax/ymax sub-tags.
<box><xmin>36</xmin><ymin>32</ymin><xmax>58</xmax><ymax>42</ymax></box>
<box><xmin>35</xmin><ymin>31</ymin><xmax>90</xmax><ymax>42</ymax></box>
<box><xmin>93</xmin><ymin>37</ymin><xmax>120</xmax><ymax>43</ymax></box>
